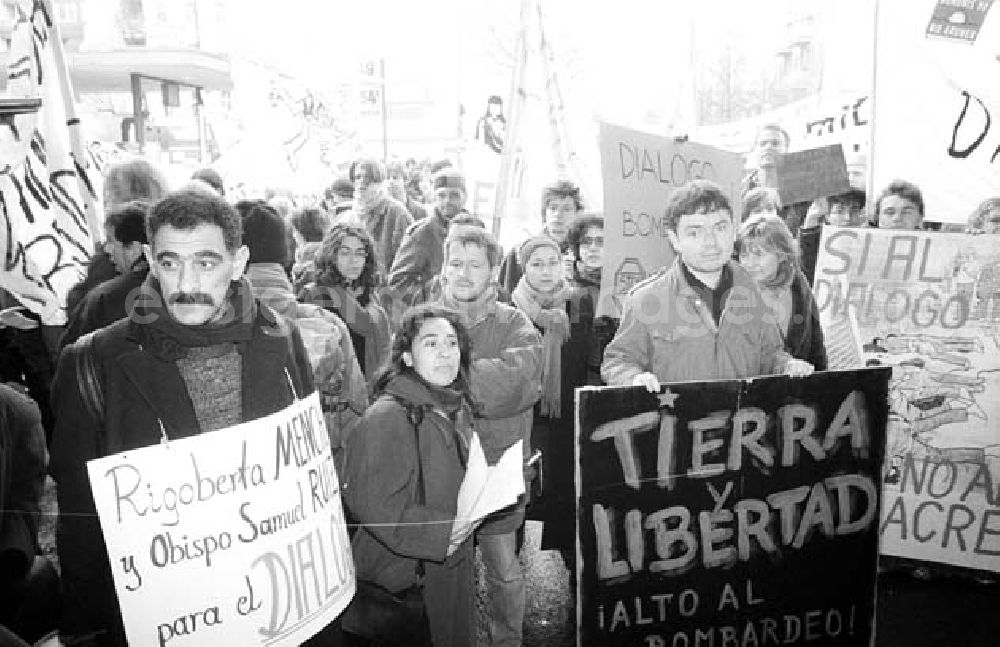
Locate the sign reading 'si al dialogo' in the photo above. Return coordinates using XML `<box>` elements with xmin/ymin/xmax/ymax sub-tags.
<box><xmin>87</xmin><ymin>392</ymin><xmax>355</xmax><ymax>647</ymax></box>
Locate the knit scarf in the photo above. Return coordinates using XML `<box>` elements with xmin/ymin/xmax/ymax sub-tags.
<box><xmin>130</xmin><ymin>275</ymin><xmax>256</xmax><ymax>361</ymax></box>
<box><xmin>511</xmin><ymin>276</ymin><xmax>570</xmax><ymax>418</ymax></box>
<box><xmin>400</xmin><ymin>370</ymin><xmax>474</xmax><ymax>465</ymax></box>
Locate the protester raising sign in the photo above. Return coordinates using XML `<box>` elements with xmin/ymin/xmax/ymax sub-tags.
<box><xmin>575</xmin><ymin>370</ymin><xmax>889</xmax><ymax>646</ymax></box>
<box><xmin>597</xmin><ymin>123</ymin><xmax>743</xmax><ymax>317</ymax></box>
<box><xmin>813</xmin><ymin>226</ymin><xmax>1000</xmax><ymax>573</ymax></box>
<box><xmin>86</xmin><ymin>392</ymin><xmax>355</xmax><ymax>647</ymax></box>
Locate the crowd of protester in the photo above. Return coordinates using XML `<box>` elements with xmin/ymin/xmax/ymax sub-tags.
<box><xmin>0</xmin><ymin>127</ymin><xmax>998</xmax><ymax>647</ymax></box>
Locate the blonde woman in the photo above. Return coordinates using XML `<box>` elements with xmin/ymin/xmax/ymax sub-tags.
<box><xmin>736</xmin><ymin>214</ymin><xmax>827</xmax><ymax>371</ymax></box>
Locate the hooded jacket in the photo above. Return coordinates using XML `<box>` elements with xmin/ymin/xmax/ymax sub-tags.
<box><xmin>344</xmin><ymin>372</ymin><xmax>475</xmax><ymax>647</ymax></box>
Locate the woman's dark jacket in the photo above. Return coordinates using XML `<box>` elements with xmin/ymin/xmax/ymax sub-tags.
<box><xmin>343</xmin><ymin>372</ymin><xmax>475</xmax><ymax>647</ymax></box>
<box><xmin>786</xmin><ymin>268</ymin><xmax>828</xmax><ymax>371</ymax></box>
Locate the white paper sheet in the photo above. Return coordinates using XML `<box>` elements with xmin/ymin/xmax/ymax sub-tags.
<box><xmin>450</xmin><ymin>437</ymin><xmax>525</xmax><ymax>549</ymax></box>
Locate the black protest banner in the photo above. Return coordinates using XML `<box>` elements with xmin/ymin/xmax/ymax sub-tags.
<box><xmin>774</xmin><ymin>144</ymin><xmax>851</xmax><ymax>206</ymax></box>
<box><xmin>576</xmin><ymin>369</ymin><xmax>889</xmax><ymax>647</ymax></box>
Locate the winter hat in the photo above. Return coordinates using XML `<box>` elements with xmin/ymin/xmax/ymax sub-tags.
<box><xmin>432</xmin><ymin>169</ymin><xmax>467</xmax><ymax>193</ymax></box>
<box><xmin>517</xmin><ymin>235</ymin><xmax>561</xmax><ymax>268</ymax></box>
<box><xmin>242</xmin><ymin>202</ymin><xmax>289</xmax><ymax>265</ymax></box>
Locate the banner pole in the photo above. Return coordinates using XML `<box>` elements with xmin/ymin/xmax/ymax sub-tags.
<box><xmin>867</xmin><ymin>0</ymin><xmax>881</xmax><ymax>210</ymax></box>
<box><xmin>491</xmin><ymin>0</ymin><xmax>532</xmax><ymax>241</ymax></box>
<box><xmin>43</xmin><ymin>0</ymin><xmax>102</xmax><ymax>246</ymax></box>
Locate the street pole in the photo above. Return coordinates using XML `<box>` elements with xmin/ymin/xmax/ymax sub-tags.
<box><xmin>380</xmin><ymin>58</ymin><xmax>388</xmax><ymax>161</ymax></box>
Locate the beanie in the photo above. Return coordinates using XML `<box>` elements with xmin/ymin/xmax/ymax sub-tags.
<box><xmin>433</xmin><ymin>169</ymin><xmax>466</xmax><ymax>193</ymax></box>
<box><xmin>242</xmin><ymin>203</ymin><xmax>289</xmax><ymax>265</ymax></box>
<box><xmin>517</xmin><ymin>235</ymin><xmax>561</xmax><ymax>268</ymax></box>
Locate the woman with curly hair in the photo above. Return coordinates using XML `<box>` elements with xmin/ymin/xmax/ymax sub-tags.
<box><xmin>299</xmin><ymin>223</ymin><xmax>391</xmax><ymax>383</ymax></box>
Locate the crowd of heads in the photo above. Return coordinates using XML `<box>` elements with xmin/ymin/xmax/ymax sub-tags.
<box><xmin>93</xmin><ymin>139</ymin><xmax>1000</xmax><ymax>337</ymax></box>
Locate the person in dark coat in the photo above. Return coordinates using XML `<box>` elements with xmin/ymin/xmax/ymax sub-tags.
<box><xmin>0</xmin><ymin>383</ymin><xmax>57</xmax><ymax>644</ymax></box>
<box><xmin>736</xmin><ymin>214</ymin><xmax>828</xmax><ymax>371</ymax></box>
<box><xmin>388</xmin><ymin>170</ymin><xmax>469</xmax><ymax>309</ymax></box>
<box><xmin>564</xmin><ymin>214</ymin><xmax>619</xmax><ymax>382</ymax></box>
<box><xmin>49</xmin><ymin>189</ymin><xmax>318</xmax><ymax>647</ymax></box>
<box><xmin>59</xmin><ymin>201</ymin><xmax>151</xmax><ymax>350</ymax></box>
<box><xmin>507</xmin><ymin>235</ymin><xmax>594</xmax><ymax>564</ymax></box>
<box><xmin>342</xmin><ymin>305</ymin><xmax>479</xmax><ymax>647</ymax></box>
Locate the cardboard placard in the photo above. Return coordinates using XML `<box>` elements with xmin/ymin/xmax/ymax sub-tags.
<box><xmin>813</xmin><ymin>226</ymin><xmax>1000</xmax><ymax>572</ymax></box>
<box><xmin>87</xmin><ymin>392</ymin><xmax>355</xmax><ymax>647</ymax></box>
<box><xmin>576</xmin><ymin>370</ymin><xmax>889</xmax><ymax>646</ymax></box>
<box><xmin>774</xmin><ymin>144</ymin><xmax>851</xmax><ymax>206</ymax></box>
<box><xmin>597</xmin><ymin>122</ymin><xmax>743</xmax><ymax>318</ymax></box>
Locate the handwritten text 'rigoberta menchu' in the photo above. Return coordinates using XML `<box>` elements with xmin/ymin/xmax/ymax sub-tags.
<box><xmin>98</xmin><ymin>403</ymin><xmax>331</xmax><ymax>528</ymax></box>
<box><xmin>590</xmin><ymin>390</ymin><xmax>877</xmax><ymax>580</ymax></box>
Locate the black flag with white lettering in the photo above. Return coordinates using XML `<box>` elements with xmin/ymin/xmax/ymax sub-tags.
<box><xmin>575</xmin><ymin>368</ymin><xmax>889</xmax><ymax>646</ymax></box>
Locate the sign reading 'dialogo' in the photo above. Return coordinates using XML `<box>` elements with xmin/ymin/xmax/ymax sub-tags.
<box><xmin>813</xmin><ymin>227</ymin><xmax>1000</xmax><ymax>572</ymax></box>
<box><xmin>597</xmin><ymin>122</ymin><xmax>743</xmax><ymax>318</ymax></box>
<box><xmin>576</xmin><ymin>370</ymin><xmax>889</xmax><ymax>647</ymax></box>
<box><xmin>87</xmin><ymin>392</ymin><xmax>355</xmax><ymax>647</ymax></box>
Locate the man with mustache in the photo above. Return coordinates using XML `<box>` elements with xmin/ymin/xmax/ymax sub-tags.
<box><xmin>435</xmin><ymin>227</ymin><xmax>542</xmax><ymax>646</ymax></box>
<box><xmin>49</xmin><ymin>189</ymin><xmax>320</xmax><ymax>646</ymax></box>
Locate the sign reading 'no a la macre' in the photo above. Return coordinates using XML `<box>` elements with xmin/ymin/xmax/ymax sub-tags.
<box><xmin>87</xmin><ymin>392</ymin><xmax>355</xmax><ymax>647</ymax></box>
<box><xmin>575</xmin><ymin>370</ymin><xmax>889</xmax><ymax>647</ymax></box>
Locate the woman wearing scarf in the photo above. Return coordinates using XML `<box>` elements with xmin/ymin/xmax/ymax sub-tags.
<box><xmin>510</xmin><ymin>235</ymin><xmax>593</xmax><ymax>562</ymax></box>
<box><xmin>299</xmin><ymin>223</ymin><xmax>391</xmax><ymax>385</ymax></box>
<box><xmin>343</xmin><ymin>305</ymin><xmax>479</xmax><ymax>646</ymax></box>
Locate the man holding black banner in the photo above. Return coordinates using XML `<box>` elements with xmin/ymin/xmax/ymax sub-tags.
<box><xmin>602</xmin><ymin>179</ymin><xmax>815</xmax><ymax>390</ymax></box>
<box><xmin>49</xmin><ymin>189</ymin><xmax>321</xmax><ymax>646</ymax></box>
